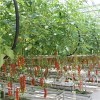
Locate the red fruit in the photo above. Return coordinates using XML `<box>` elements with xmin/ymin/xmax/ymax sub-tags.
<box><xmin>44</xmin><ymin>68</ymin><xmax>48</xmax><ymax>77</ymax></box>
<box><xmin>40</xmin><ymin>78</ymin><xmax>44</xmax><ymax>87</ymax></box>
<box><xmin>72</xmin><ymin>74</ymin><xmax>75</xmax><ymax>81</ymax></box>
<box><xmin>17</xmin><ymin>59</ymin><xmax>21</xmax><ymax>68</ymax></box>
<box><xmin>88</xmin><ymin>70</ymin><xmax>90</xmax><ymax>77</ymax></box>
<box><xmin>34</xmin><ymin>68</ymin><xmax>38</xmax><ymax>77</ymax></box>
<box><xmin>96</xmin><ymin>70</ymin><xmax>98</xmax><ymax>75</ymax></box>
<box><xmin>16</xmin><ymin>88</ymin><xmax>19</xmax><ymax>100</ymax></box>
<box><xmin>98</xmin><ymin>64</ymin><xmax>100</xmax><ymax>68</ymax></box>
<box><xmin>55</xmin><ymin>61</ymin><xmax>60</xmax><ymax>70</ymax></box>
<box><xmin>78</xmin><ymin>66</ymin><xmax>81</xmax><ymax>75</ymax></box>
<box><xmin>36</xmin><ymin>66</ymin><xmax>40</xmax><ymax>71</ymax></box>
<box><xmin>44</xmin><ymin>88</ymin><xmax>47</xmax><ymax>98</ymax></box>
<box><xmin>31</xmin><ymin>78</ymin><xmax>35</xmax><ymax>86</ymax></box>
<box><xmin>21</xmin><ymin>56</ymin><xmax>25</xmax><ymax>66</ymax></box>
<box><xmin>19</xmin><ymin>75</ymin><xmax>26</xmax><ymax>93</ymax></box>
<box><xmin>2</xmin><ymin>64</ymin><xmax>6</xmax><ymax>73</ymax></box>
<box><xmin>63</xmin><ymin>66</ymin><xmax>67</xmax><ymax>72</ymax></box>
<box><xmin>79</xmin><ymin>80</ymin><xmax>82</xmax><ymax>90</ymax></box>
<box><xmin>10</xmin><ymin>64</ymin><xmax>16</xmax><ymax>73</ymax></box>
<box><xmin>8</xmin><ymin>82</ymin><xmax>12</xmax><ymax>96</ymax></box>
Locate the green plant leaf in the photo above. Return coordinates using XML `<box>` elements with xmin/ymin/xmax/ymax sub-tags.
<box><xmin>4</xmin><ymin>46</ymin><xmax>14</xmax><ymax>59</ymax></box>
<box><xmin>0</xmin><ymin>53</ymin><xmax>5</xmax><ymax>67</ymax></box>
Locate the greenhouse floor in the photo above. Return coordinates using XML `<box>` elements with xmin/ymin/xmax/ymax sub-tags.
<box><xmin>91</xmin><ymin>87</ymin><xmax>100</xmax><ymax>100</ymax></box>
<box><xmin>2</xmin><ymin>85</ymin><xmax>100</xmax><ymax>100</ymax></box>
<box><xmin>27</xmin><ymin>85</ymin><xmax>100</xmax><ymax>100</ymax></box>
<box><xmin>18</xmin><ymin>85</ymin><xmax>100</xmax><ymax>100</ymax></box>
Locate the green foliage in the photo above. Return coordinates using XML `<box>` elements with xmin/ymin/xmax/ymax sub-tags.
<box><xmin>0</xmin><ymin>53</ymin><xmax>5</xmax><ymax>67</ymax></box>
<box><xmin>0</xmin><ymin>0</ymin><xmax>99</xmax><ymax>58</ymax></box>
<box><xmin>4</xmin><ymin>46</ymin><xmax>14</xmax><ymax>59</ymax></box>
<box><xmin>0</xmin><ymin>46</ymin><xmax>14</xmax><ymax>67</ymax></box>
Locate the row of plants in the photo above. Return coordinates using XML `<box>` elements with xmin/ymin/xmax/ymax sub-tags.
<box><xmin>0</xmin><ymin>54</ymin><xmax>99</xmax><ymax>100</ymax></box>
<box><xmin>0</xmin><ymin>0</ymin><xmax>100</xmax><ymax>65</ymax></box>
<box><xmin>0</xmin><ymin>1</ymin><xmax>99</xmax><ymax>100</ymax></box>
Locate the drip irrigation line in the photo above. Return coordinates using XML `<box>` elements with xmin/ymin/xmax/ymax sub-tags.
<box><xmin>12</xmin><ymin>0</ymin><xmax>19</xmax><ymax>50</ymax></box>
<box><xmin>66</xmin><ymin>24</ymin><xmax>81</xmax><ymax>56</ymax></box>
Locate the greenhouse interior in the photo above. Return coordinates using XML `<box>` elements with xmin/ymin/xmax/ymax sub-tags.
<box><xmin>0</xmin><ymin>0</ymin><xmax>100</xmax><ymax>100</ymax></box>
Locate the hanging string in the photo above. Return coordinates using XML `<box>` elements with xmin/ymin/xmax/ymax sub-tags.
<box><xmin>67</xmin><ymin>24</ymin><xmax>81</xmax><ymax>56</ymax></box>
<box><xmin>4</xmin><ymin>0</ymin><xmax>19</xmax><ymax>59</ymax></box>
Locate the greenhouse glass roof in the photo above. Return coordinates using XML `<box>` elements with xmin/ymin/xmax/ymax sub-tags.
<box><xmin>85</xmin><ymin>0</ymin><xmax>100</xmax><ymax>5</ymax></box>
